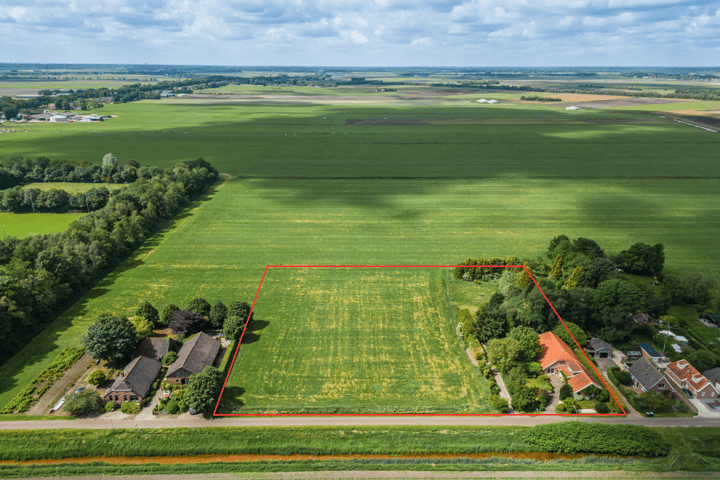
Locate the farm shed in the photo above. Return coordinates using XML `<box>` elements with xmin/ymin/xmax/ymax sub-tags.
<box><xmin>585</xmin><ymin>338</ymin><xmax>613</xmax><ymax>359</ymax></box>
<box><xmin>566</xmin><ymin>106</ymin><xmax>580</xmax><ymax>110</ymax></box>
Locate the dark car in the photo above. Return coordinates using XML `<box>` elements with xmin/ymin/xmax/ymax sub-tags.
<box><xmin>75</xmin><ymin>387</ymin><xmax>84</xmax><ymax>394</ymax></box>
<box><xmin>645</xmin><ymin>411</ymin><xmax>654</xmax><ymax>417</ymax></box>
<box><xmin>682</xmin><ymin>388</ymin><xmax>693</xmax><ymax>398</ymax></box>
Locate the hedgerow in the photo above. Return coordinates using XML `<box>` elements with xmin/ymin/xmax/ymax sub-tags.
<box><xmin>523</xmin><ymin>422</ymin><xmax>669</xmax><ymax>457</ymax></box>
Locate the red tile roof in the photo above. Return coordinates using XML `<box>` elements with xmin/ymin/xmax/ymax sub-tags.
<box><xmin>539</xmin><ymin>331</ymin><xmax>600</xmax><ymax>393</ymax></box>
<box><xmin>667</xmin><ymin>360</ymin><xmax>716</xmax><ymax>395</ymax></box>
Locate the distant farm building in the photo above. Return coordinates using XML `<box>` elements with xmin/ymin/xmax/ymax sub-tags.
<box><xmin>566</xmin><ymin>106</ymin><xmax>580</xmax><ymax>111</ymax></box>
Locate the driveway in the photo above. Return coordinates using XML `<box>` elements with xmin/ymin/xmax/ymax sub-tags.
<box><xmin>543</xmin><ymin>375</ymin><xmax>564</xmax><ymax>413</ymax></box>
<box><xmin>688</xmin><ymin>398</ymin><xmax>720</xmax><ymax>418</ymax></box>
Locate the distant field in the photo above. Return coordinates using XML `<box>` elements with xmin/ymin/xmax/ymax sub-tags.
<box><xmin>22</xmin><ymin>182</ymin><xmax>125</xmax><ymax>193</ymax></box>
<box><xmin>1</xmin><ymin>101</ymin><xmax>719</xmax><ymax>178</ymax></box>
<box><xmin>0</xmin><ymin>212</ymin><xmax>82</xmax><ymax>238</ymax></box>
<box><xmin>220</xmin><ymin>267</ymin><xmax>488</xmax><ymax>414</ymax></box>
<box><xmin>2</xmin><ymin>176</ymin><xmax>718</xmax><ymax>409</ymax></box>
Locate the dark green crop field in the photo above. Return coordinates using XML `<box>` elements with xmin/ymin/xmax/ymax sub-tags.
<box><xmin>2</xmin><ymin>100</ymin><xmax>719</xmax><ymax>178</ymax></box>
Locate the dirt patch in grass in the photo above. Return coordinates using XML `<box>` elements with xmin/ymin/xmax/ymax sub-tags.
<box><xmin>556</xmin><ymin>98</ymin><xmax>688</xmax><ymax>109</ymax></box>
<box><xmin>514</xmin><ymin>94</ymin><xmax>629</xmax><ymax>104</ymax></box>
<box><xmin>672</xmin><ymin>114</ymin><xmax>720</xmax><ymax>128</ymax></box>
<box><xmin>0</xmin><ymin>452</ymin><xmax>632</xmax><ymax>466</ymax></box>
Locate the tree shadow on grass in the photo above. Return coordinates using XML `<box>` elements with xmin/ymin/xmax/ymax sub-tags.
<box><xmin>240</xmin><ymin>319</ymin><xmax>269</xmax><ymax>345</ymax></box>
<box><xmin>218</xmin><ymin>386</ymin><xmax>245</xmax><ymax>411</ymax></box>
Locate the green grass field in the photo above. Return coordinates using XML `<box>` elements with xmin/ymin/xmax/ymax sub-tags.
<box><xmin>1</xmin><ymin>174</ymin><xmax>718</xmax><ymax>409</ymax></box>
<box><xmin>21</xmin><ymin>182</ymin><xmax>125</xmax><ymax>193</ymax></box>
<box><xmin>220</xmin><ymin>267</ymin><xmax>488</xmax><ymax>413</ymax></box>
<box><xmin>2</xmin><ymin>101</ymin><xmax>719</xmax><ymax>178</ymax></box>
<box><xmin>0</xmin><ymin>212</ymin><xmax>83</xmax><ymax>238</ymax></box>
<box><xmin>0</xmin><ymin>92</ymin><xmax>719</xmax><ymax>411</ymax></box>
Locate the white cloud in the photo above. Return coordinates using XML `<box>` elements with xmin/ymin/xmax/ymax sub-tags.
<box><xmin>0</xmin><ymin>0</ymin><xmax>718</xmax><ymax>65</ymax></box>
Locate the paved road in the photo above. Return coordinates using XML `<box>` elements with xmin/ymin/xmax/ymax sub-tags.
<box><xmin>1</xmin><ymin>414</ymin><xmax>718</xmax><ymax>430</ymax></box>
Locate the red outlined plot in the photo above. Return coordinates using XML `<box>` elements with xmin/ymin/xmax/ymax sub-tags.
<box><xmin>214</xmin><ymin>265</ymin><xmax>626</xmax><ymax>417</ymax></box>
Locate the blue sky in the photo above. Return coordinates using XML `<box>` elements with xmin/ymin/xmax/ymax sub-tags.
<box><xmin>1</xmin><ymin>0</ymin><xmax>719</xmax><ymax>66</ymax></box>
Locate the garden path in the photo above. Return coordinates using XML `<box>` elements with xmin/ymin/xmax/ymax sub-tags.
<box><xmin>27</xmin><ymin>354</ymin><xmax>92</xmax><ymax>416</ymax></box>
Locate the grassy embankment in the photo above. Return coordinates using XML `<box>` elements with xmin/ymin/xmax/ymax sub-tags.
<box><xmin>0</xmin><ymin>425</ymin><xmax>717</xmax><ymax>477</ymax></box>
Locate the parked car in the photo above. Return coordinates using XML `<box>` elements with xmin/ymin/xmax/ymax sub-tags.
<box><xmin>75</xmin><ymin>387</ymin><xmax>84</xmax><ymax>394</ymax></box>
<box><xmin>645</xmin><ymin>411</ymin><xmax>654</xmax><ymax>417</ymax></box>
<box><xmin>682</xmin><ymin>388</ymin><xmax>693</xmax><ymax>398</ymax></box>
<box><xmin>189</xmin><ymin>408</ymin><xmax>199</xmax><ymax>415</ymax></box>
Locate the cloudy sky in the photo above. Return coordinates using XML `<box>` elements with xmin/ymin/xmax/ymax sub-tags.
<box><xmin>1</xmin><ymin>0</ymin><xmax>719</xmax><ymax>66</ymax></box>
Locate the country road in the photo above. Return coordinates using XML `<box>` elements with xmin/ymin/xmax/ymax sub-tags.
<box><xmin>1</xmin><ymin>414</ymin><xmax>718</xmax><ymax>430</ymax></box>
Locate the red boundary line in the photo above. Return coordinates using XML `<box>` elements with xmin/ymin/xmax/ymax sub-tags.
<box><xmin>213</xmin><ymin>265</ymin><xmax>626</xmax><ymax>417</ymax></box>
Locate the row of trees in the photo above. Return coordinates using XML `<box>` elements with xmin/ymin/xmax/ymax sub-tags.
<box><xmin>1</xmin><ymin>155</ymin><xmax>165</xmax><ymax>190</ymax></box>
<box><xmin>0</xmin><ymin>158</ymin><xmax>218</xmax><ymax>365</ymax></box>
<box><xmin>0</xmin><ymin>185</ymin><xmax>112</xmax><ymax>213</ymax></box>
<box><xmin>84</xmin><ymin>297</ymin><xmax>253</xmax><ymax>365</ymax></box>
<box><xmin>464</xmin><ymin>235</ymin><xmax>714</xmax><ymax>344</ymax></box>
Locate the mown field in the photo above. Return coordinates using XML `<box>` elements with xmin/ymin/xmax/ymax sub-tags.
<box><xmin>21</xmin><ymin>182</ymin><xmax>125</xmax><ymax>193</ymax></box>
<box><xmin>0</xmin><ymin>212</ymin><xmax>83</xmax><ymax>238</ymax></box>
<box><xmin>220</xmin><ymin>267</ymin><xmax>488</xmax><ymax>414</ymax></box>
<box><xmin>0</xmin><ymin>93</ymin><xmax>719</xmax><ymax>411</ymax></box>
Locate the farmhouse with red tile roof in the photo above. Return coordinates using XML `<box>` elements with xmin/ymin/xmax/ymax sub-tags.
<box><xmin>666</xmin><ymin>359</ymin><xmax>719</xmax><ymax>399</ymax></box>
<box><xmin>538</xmin><ymin>331</ymin><xmax>601</xmax><ymax>394</ymax></box>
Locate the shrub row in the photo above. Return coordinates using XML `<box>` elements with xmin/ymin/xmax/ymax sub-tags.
<box><xmin>524</xmin><ymin>422</ymin><xmax>670</xmax><ymax>457</ymax></box>
<box><xmin>0</xmin><ymin>347</ymin><xmax>85</xmax><ymax>414</ymax></box>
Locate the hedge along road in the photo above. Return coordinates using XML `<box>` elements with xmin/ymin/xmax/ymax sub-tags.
<box><xmin>0</xmin><ymin>415</ymin><xmax>718</xmax><ymax>430</ymax></box>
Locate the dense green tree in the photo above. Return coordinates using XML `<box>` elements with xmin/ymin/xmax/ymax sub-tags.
<box><xmin>209</xmin><ymin>301</ymin><xmax>228</xmax><ymax>329</ymax></box>
<box><xmin>223</xmin><ymin>315</ymin><xmax>245</xmax><ymax>341</ymax></box>
<box><xmin>162</xmin><ymin>351</ymin><xmax>178</xmax><ymax>366</ymax></box>
<box><xmin>185</xmin><ymin>366</ymin><xmax>224</xmax><ymax>417</ymax></box>
<box><xmin>637</xmin><ymin>390</ymin><xmax>674</xmax><ymax>412</ymax></box>
<box><xmin>685</xmin><ymin>350</ymin><xmax>720</xmax><ymax>373</ymax></box>
<box><xmin>187</xmin><ymin>297</ymin><xmax>211</xmax><ymax>317</ymax></box>
<box><xmin>486</xmin><ymin>337</ymin><xmax>521</xmax><ymax>374</ymax></box>
<box><xmin>617</xmin><ymin>243</ymin><xmax>665</xmax><ymax>277</ymax></box>
<box><xmin>136</xmin><ymin>301</ymin><xmax>159</xmax><ymax>327</ymax></box>
<box><xmin>507</xmin><ymin>326</ymin><xmax>542</xmax><ymax>362</ymax></box>
<box><xmin>64</xmin><ymin>388</ymin><xmax>102</xmax><ymax>415</ymax></box>
<box><xmin>228</xmin><ymin>301</ymin><xmax>253</xmax><ymax>323</ymax></box>
<box><xmin>552</xmin><ymin>321</ymin><xmax>588</xmax><ymax>347</ymax></box>
<box><xmin>549</xmin><ymin>255</ymin><xmax>563</xmax><ymax>279</ymax></box>
<box><xmin>592</xmin><ymin>279</ymin><xmax>644</xmax><ymax>342</ymax></box>
<box><xmin>83</xmin><ymin>314</ymin><xmax>137</xmax><ymax>363</ymax></box>
<box><xmin>130</xmin><ymin>316</ymin><xmax>154</xmax><ymax>340</ymax></box>
<box><xmin>160</xmin><ymin>304</ymin><xmax>180</xmax><ymax>327</ymax></box>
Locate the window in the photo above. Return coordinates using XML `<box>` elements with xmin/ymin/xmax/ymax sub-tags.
<box><xmin>129</xmin><ymin>395</ymin><xmax>138</xmax><ymax>401</ymax></box>
<box><xmin>658</xmin><ymin>383</ymin><xmax>665</xmax><ymax>389</ymax></box>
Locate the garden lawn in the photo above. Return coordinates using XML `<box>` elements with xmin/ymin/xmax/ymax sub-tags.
<box><xmin>220</xmin><ymin>267</ymin><xmax>488</xmax><ymax>414</ymax></box>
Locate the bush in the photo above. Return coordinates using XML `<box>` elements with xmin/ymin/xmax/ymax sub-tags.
<box><xmin>64</xmin><ymin>389</ymin><xmax>102</xmax><ymax>415</ymax></box>
<box><xmin>120</xmin><ymin>401</ymin><xmax>140</xmax><ymax>414</ymax></box>
<box><xmin>556</xmin><ymin>403</ymin><xmax>566</xmax><ymax>413</ymax></box>
<box><xmin>563</xmin><ymin>398</ymin><xmax>578</xmax><ymax>413</ymax></box>
<box><xmin>524</xmin><ymin>362</ymin><xmax>542</xmax><ymax>377</ymax></box>
<box><xmin>524</xmin><ymin>422</ymin><xmax>670</xmax><ymax>457</ymax></box>
<box><xmin>104</xmin><ymin>401</ymin><xmax>115</xmax><ymax>412</ymax></box>
<box><xmin>559</xmin><ymin>383</ymin><xmax>574</xmax><ymax>400</ymax></box>
<box><xmin>595</xmin><ymin>389</ymin><xmax>609</xmax><ymax>403</ymax></box>
<box><xmin>615</xmin><ymin>370</ymin><xmax>632</xmax><ymax>385</ymax></box>
<box><xmin>489</xmin><ymin>395</ymin><xmax>509</xmax><ymax>413</ymax></box>
<box><xmin>162</xmin><ymin>351</ymin><xmax>178</xmax><ymax>366</ymax></box>
<box><xmin>595</xmin><ymin>401</ymin><xmax>610</xmax><ymax>413</ymax></box>
<box><xmin>87</xmin><ymin>369</ymin><xmax>106</xmax><ymax>386</ymax></box>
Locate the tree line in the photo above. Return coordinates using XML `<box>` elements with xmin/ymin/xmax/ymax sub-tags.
<box><xmin>462</xmin><ymin>234</ymin><xmax>715</xmax><ymax>347</ymax></box>
<box><xmin>0</xmin><ymin>158</ymin><xmax>219</xmax><ymax>365</ymax></box>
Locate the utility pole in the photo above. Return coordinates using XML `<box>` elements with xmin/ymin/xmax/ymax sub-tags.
<box><xmin>85</xmin><ymin>195</ymin><xmax>90</xmax><ymax>213</ymax></box>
